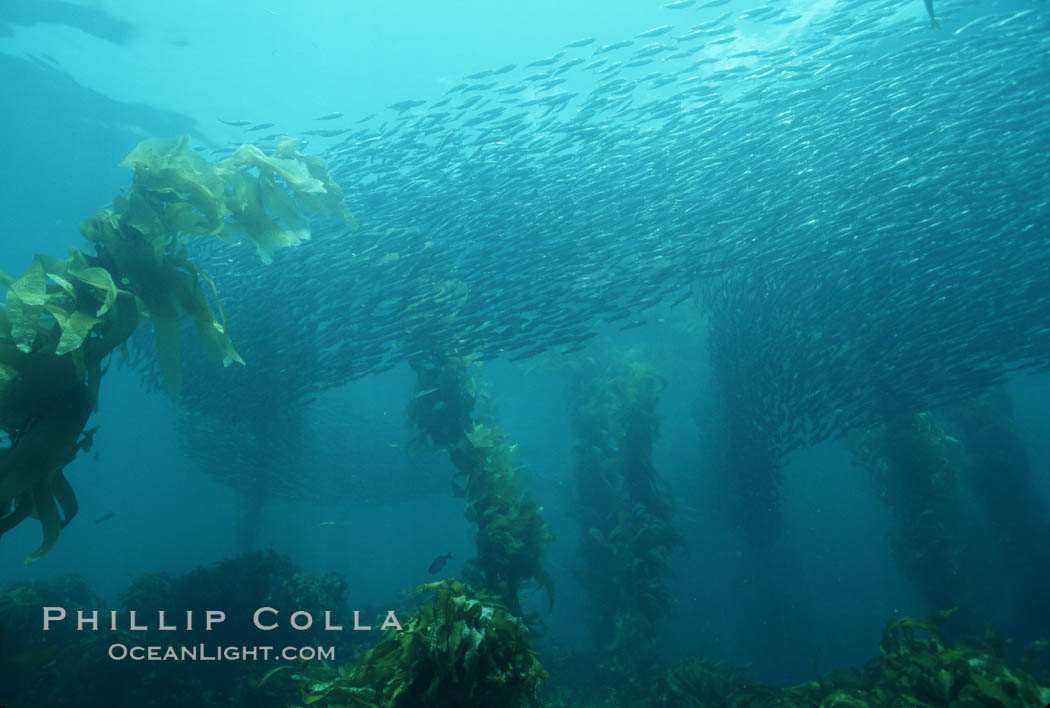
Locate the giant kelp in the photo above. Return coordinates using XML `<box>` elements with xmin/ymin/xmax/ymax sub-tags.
<box><xmin>120</xmin><ymin>550</ymin><xmax>349</xmax><ymax>651</ymax></box>
<box><xmin>296</xmin><ymin>579</ymin><xmax>546</xmax><ymax>708</ymax></box>
<box><xmin>943</xmin><ymin>389</ymin><xmax>1050</xmax><ymax>638</ymax></box>
<box><xmin>0</xmin><ymin>555</ymin><xmax>340</xmax><ymax>707</ymax></box>
<box><xmin>565</xmin><ymin>351</ymin><xmax>684</xmax><ymax>673</ymax></box>
<box><xmin>117</xmin><ymin>549</ymin><xmax>351</xmax><ymax>703</ymax></box>
<box><xmin>0</xmin><ymin>250</ymin><xmax>129</xmax><ymax>561</ymax></box>
<box><xmin>847</xmin><ymin>412</ymin><xmax>970</xmax><ymax>613</ymax></box>
<box><xmin>407</xmin><ymin>354</ymin><xmax>554</xmax><ymax>618</ymax></box>
<box><xmin>80</xmin><ymin>134</ymin><xmax>354</xmax><ymax>398</ymax></box>
<box><xmin>0</xmin><ymin>135</ymin><xmax>353</xmax><ymax>561</ymax></box>
<box><xmin>787</xmin><ymin>609</ymin><xmax>1050</xmax><ymax>708</ymax></box>
<box><xmin>605</xmin><ymin>610</ymin><xmax>1050</xmax><ymax>707</ymax></box>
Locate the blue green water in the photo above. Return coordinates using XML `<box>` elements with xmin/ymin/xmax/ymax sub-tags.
<box><xmin>1</xmin><ymin>0</ymin><xmax>1048</xmax><ymax>701</ymax></box>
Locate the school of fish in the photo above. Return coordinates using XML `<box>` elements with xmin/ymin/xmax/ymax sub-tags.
<box><xmin>157</xmin><ymin>0</ymin><xmax>1048</xmax><ymax>495</ymax></box>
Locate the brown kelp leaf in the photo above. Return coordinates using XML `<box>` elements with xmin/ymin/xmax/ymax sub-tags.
<box><xmin>51</xmin><ymin>471</ymin><xmax>78</xmax><ymax>528</ymax></box>
<box><xmin>223</xmin><ymin>169</ymin><xmax>310</xmax><ymax>265</ymax></box>
<box><xmin>0</xmin><ymin>494</ymin><xmax>32</xmax><ymax>536</ymax></box>
<box><xmin>25</xmin><ymin>478</ymin><xmax>61</xmax><ymax>564</ymax></box>
<box><xmin>43</xmin><ymin>303</ymin><xmax>102</xmax><ymax>356</ymax></box>
<box><xmin>67</xmin><ymin>263</ymin><xmax>119</xmax><ymax>315</ymax></box>
<box><xmin>151</xmin><ymin>314</ymin><xmax>183</xmax><ymax>400</ymax></box>
<box><xmin>9</xmin><ymin>259</ymin><xmax>48</xmax><ymax>307</ymax></box>
<box><xmin>193</xmin><ymin>269</ymin><xmax>243</xmax><ymax>366</ymax></box>
<box><xmin>295</xmin><ymin>151</ymin><xmax>358</xmax><ymax>228</ymax></box>
<box><xmin>121</xmin><ymin>136</ymin><xmax>227</xmax><ymax>235</ymax></box>
<box><xmin>230</xmin><ymin>143</ymin><xmax>326</xmax><ymax>193</ymax></box>
<box><xmin>4</xmin><ymin>291</ymin><xmax>39</xmax><ymax>353</ymax></box>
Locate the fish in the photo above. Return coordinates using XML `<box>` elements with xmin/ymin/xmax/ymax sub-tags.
<box><xmin>164</xmin><ymin>3</ymin><xmax>1050</xmax><ymax>519</ymax></box>
<box><xmin>527</xmin><ymin>54</ymin><xmax>564</xmax><ymax>68</ymax></box>
<box><xmin>303</xmin><ymin>128</ymin><xmax>353</xmax><ymax>137</ymax></box>
<box><xmin>923</xmin><ymin>0</ymin><xmax>940</xmax><ymax>29</ymax></box>
<box><xmin>594</xmin><ymin>40</ymin><xmax>633</xmax><ymax>55</ymax></box>
<box><xmin>663</xmin><ymin>0</ymin><xmax>695</xmax><ymax>8</ymax></box>
<box><xmin>315</xmin><ymin>112</ymin><xmax>345</xmax><ymax>120</ymax></box>
<box><xmin>637</xmin><ymin>25</ymin><xmax>674</xmax><ymax>38</ymax></box>
<box><xmin>218</xmin><ymin>118</ymin><xmax>251</xmax><ymax>126</ymax></box>
<box><xmin>94</xmin><ymin>512</ymin><xmax>115</xmax><ymax>524</ymax></box>
<box><xmin>387</xmin><ymin>100</ymin><xmax>426</xmax><ymax>112</ymax></box>
<box><xmin>618</xmin><ymin>319</ymin><xmax>648</xmax><ymax>331</ymax></box>
<box><xmin>248</xmin><ymin>122</ymin><xmax>275</xmax><ymax>131</ymax></box>
<box><xmin>428</xmin><ymin>552</ymin><xmax>453</xmax><ymax>574</ymax></box>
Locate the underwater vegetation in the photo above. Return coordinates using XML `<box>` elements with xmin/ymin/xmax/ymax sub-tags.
<box><xmin>6</xmin><ymin>570</ymin><xmax>1049</xmax><ymax>708</ymax></box>
<box><xmin>120</xmin><ymin>550</ymin><xmax>350</xmax><ymax>650</ymax></box>
<box><xmin>544</xmin><ymin>609</ymin><xmax>1050</xmax><ymax>707</ymax></box>
<box><xmin>407</xmin><ymin>354</ymin><xmax>555</xmax><ymax>618</ymax></box>
<box><xmin>0</xmin><ymin>135</ymin><xmax>352</xmax><ymax>561</ymax></box>
<box><xmin>0</xmin><ymin>552</ymin><xmax>343</xmax><ymax>707</ymax></box>
<box><xmin>0</xmin><ymin>574</ymin><xmax>99</xmax><ymax>652</ymax></box>
<box><xmin>784</xmin><ymin>609</ymin><xmax>1050</xmax><ymax>708</ymax></box>
<box><xmin>848</xmin><ymin>412</ymin><xmax>969</xmax><ymax>614</ymax></box>
<box><xmin>80</xmin><ymin>134</ymin><xmax>354</xmax><ymax>398</ymax></box>
<box><xmin>295</xmin><ymin>579</ymin><xmax>546</xmax><ymax>708</ymax></box>
<box><xmin>943</xmin><ymin>390</ymin><xmax>1050</xmax><ymax>638</ymax></box>
<box><xmin>564</xmin><ymin>350</ymin><xmax>684</xmax><ymax>674</ymax></box>
<box><xmin>848</xmin><ymin>393</ymin><xmax>1050</xmax><ymax>640</ymax></box>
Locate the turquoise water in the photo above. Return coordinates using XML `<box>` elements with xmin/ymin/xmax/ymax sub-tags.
<box><xmin>1</xmin><ymin>0</ymin><xmax>1048</xmax><ymax>704</ymax></box>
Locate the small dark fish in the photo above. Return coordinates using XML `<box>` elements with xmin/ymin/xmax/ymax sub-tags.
<box><xmin>428</xmin><ymin>552</ymin><xmax>453</xmax><ymax>574</ymax></box>
<box><xmin>315</xmin><ymin>112</ymin><xmax>344</xmax><ymax>120</ymax></box>
<box><xmin>922</xmin><ymin>0</ymin><xmax>940</xmax><ymax>29</ymax></box>
<box><xmin>510</xmin><ymin>345</ymin><xmax>548</xmax><ymax>361</ymax></box>
<box><xmin>388</xmin><ymin>100</ymin><xmax>426</xmax><ymax>112</ymax></box>
<box><xmin>94</xmin><ymin>512</ymin><xmax>115</xmax><ymax>524</ymax></box>
<box><xmin>664</xmin><ymin>0</ymin><xmax>696</xmax><ymax>8</ymax></box>
<box><xmin>218</xmin><ymin>118</ymin><xmax>251</xmax><ymax>126</ymax></box>
<box><xmin>248</xmin><ymin>122</ymin><xmax>275</xmax><ymax>131</ymax></box>
<box><xmin>566</xmin><ymin>37</ymin><xmax>596</xmax><ymax>48</ymax></box>
<box><xmin>619</xmin><ymin>319</ymin><xmax>648</xmax><ymax>331</ymax></box>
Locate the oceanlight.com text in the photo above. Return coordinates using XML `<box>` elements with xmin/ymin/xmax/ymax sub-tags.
<box><xmin>107</xmin><ymin>644</ymin><xmax>336</xmax><ymax>662</ymax></box>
